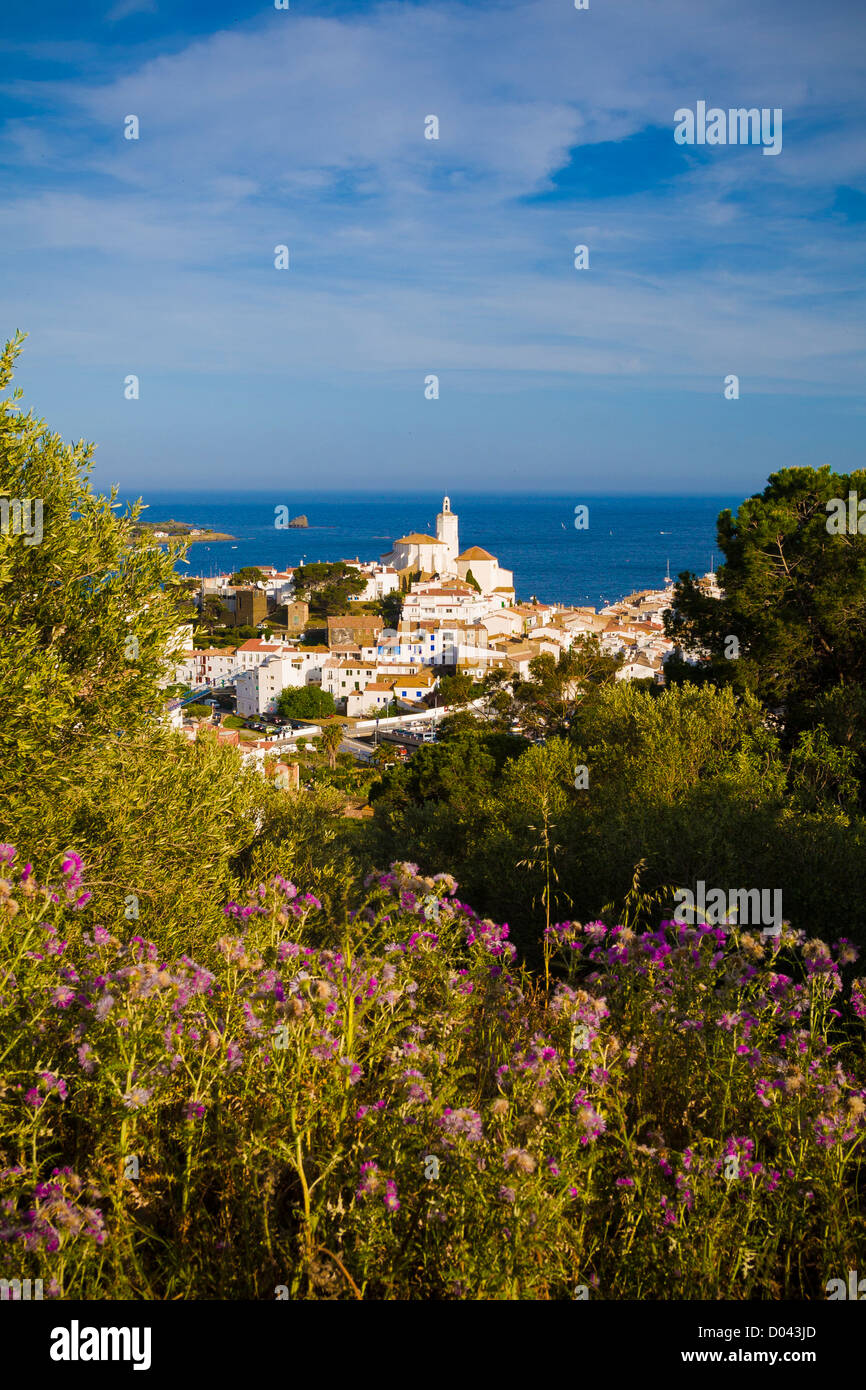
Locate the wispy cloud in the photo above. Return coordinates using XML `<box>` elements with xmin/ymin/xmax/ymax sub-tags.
<box><xmin>106</xmin><ymin>0</ymin><xmax>158</xmax><ymax>23</ymax></box>
<box><xmin>1</xmin><ymin>0</ymin><xmax>864</xmax><ymax>487</ymax></box>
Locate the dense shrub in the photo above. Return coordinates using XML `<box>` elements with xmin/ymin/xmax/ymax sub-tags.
<box><xmin>1</xmin><ymin>851</ymin><xmax>863</xmax><ymax>1299</ymax></box>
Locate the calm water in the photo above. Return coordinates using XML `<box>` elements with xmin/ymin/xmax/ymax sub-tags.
<box><xmin>120</xmin><ymin>491</ymin><xmax>741</xmax><ymax>609</ymax></box>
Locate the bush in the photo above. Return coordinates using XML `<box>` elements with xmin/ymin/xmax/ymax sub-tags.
<box><xmin>1</xmin><ymin>852</ymin><xmax>863</xmax><ymax>1299</ymax></box>
<box><xmin>276</xmin><ymin>686</ymin><xmax>336</xmax><ymax>720</ymax></box>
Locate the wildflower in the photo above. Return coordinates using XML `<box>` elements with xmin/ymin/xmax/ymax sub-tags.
<box><xmin>356</xmin><ymin>1162</ymin><xmax>380</xmax><ymax>1198</ymax></box>
<box><xmin>94</xmin><ymin>994</ymin><xmax>114</xmax><ymax>1021</ymax></box>
<box><xmin>498</xmin><ymin>1186</ymin><xmax>516</xmax><ymax>1204</ymax></box>
<box><xmin>383</xmin><ymin>1179</ymin><xmax>400</xmax><ymax>1213</ymax></box>
<box><xmin>572</xmin><ymin>1091</ymin><xmax>606</xmax><ymax>1143</ymax></box>
<box><xmin>503</xmin><ymin>1148</ymin><xmax>535</xmax><ymax>1175</ymax></box>
<box><xmin>438</xmin><ymin>1108</ymin><xmax>483</xmax><ymax>1142</ymax></box>
<box><xmin>616</xmin><ymin>1177</ymin><xmax>635</xmax><ymax>1188</ymax></box>
<box><xmin>122</xmin><ymin>1087</ymin><xmax>153</xmax><ymax>1110</ymax></box>
<box><xmin>490</xmin><ymin>1098</ymin><xmax>509</xmax><ymax>1117</ymax></box>
<box><xmin>183</xmin><ymin>1101</ymin><xmax>205</xmax><ymax>1121</ymax></box>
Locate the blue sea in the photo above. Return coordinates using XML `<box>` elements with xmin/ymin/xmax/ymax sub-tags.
<box><xmin>119</xmin><ymin>491</ymin><xmax>742</xmax><ymax>610</ymax></box>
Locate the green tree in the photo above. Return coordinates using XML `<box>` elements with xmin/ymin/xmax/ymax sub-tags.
<box><xmin>0</xmin><ymin>332</ymin><xmax>185</xmax><ymax>777</ymax></box>
<box><xmin>230</xmin><ymin>567</ymin><xmax>265</xmax><ymax>585</ymax></box>
<box><xmin>513</xmin><ymin>636</ymin><xmax>621</xmax><ymax>737</ymax></box>
<box><xmin>276</xmin><ymin>685</ymin><xmax>336</xmax><ymax>720</ymax></box>
<box><xmin>292</xmin><ymin>562</ymin><xmax>366</xmax><ymax>619</ymax></box>
<box><xmin>664</xmin><ymin>466</ymin><xmax>866</xmax><ymax>714</ymax></box>
<box><xmin>200</xmin><ymin>594</ymin><xmax>229</xmax><ymax>632</ymax></box>
<box><xmin>438</xmin><ymin>672</ymin><xmax>475</xmax><ymax>706</ymax></box>
<box><xmin>317</xmin><ymin>722</ymin><xmax>345</xmax><ymax>770</ymax></box>
<box><xmin>377</xmin><ymin>590</ymin><xmax>403</xmax><ymax>630</ymax></box>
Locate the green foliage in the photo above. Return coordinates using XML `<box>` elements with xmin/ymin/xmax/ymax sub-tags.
<box><xmin>1</xmin><ymin>732</ymin><xmax>268</xmax><ymax>947</ymax></box>
<box><xmin>512</xmin><ymin>636</ymin><xmax>622</xmax><ymax>738</ymax></box>
<box><xmin>199</xmin><ymin>595</ymin><xmax>230</xmax><ymax>631</ymax></box>
<box><xmin>0</xmin><ymin>334</ymin><xmax>185</xmax><ymax>780</ymax></box>
<box><xmin>185</xmin><ymin>703</ymin><xmax>215</xmax><ymax>719</ymax></box>
<box><xmin>372</xmin><ymin>681</ymin><xmax>866</xmax><ymax>951</ymax></box>
<box><xmin>377</xmin><ymin>589</ymin><xmax>403</xmax><ymax>629</ymax></box>
<box><xmin>438</xmin><ymin>672</ymin><xmax>476</xmax><ymax>706</ymax></box>
<box><xmin>665</xmin><ymin>465</ymin><xmax>866</xmax><ymax>712</ymax></box>
<box><xmin>292</xmin><ymin>562</ymin><xmax>366</xmax><ymax>619</ymax></box>
<box><xmin>276</xmin><ymin>685</ymin><xmax>337</xmax><ymax>719</ymax></box>
<box><xmin>316</xmin><ymin>722</ymin><xmax>345</xmax><ymax>769</ymax></box>
<box><xmin>230</xmin><ymin>567</ymin><xmax>265</xmax><ymax>585</ymax></box>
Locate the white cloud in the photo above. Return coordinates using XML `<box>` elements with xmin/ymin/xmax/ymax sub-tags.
<box><xmin>0</xmin><ymin>0</ymin><xmax>863</xmax><ymax>397</ymax></box>
<box><xmin>106</xmin><ymin>0</ymin><xmax>158</xmax><ymax>23</ymax></box>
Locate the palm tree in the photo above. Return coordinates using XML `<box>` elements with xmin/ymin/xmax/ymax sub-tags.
<box><xmin>319</xmin><ymin>722</ymin><xmax>345</xmax><ymax>770</ymax></box>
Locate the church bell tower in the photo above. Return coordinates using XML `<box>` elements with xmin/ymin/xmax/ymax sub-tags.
<box><xmin>436</xmin><ymin>496</ymin><xmax>459</xmax><ymax>572</ymax></box>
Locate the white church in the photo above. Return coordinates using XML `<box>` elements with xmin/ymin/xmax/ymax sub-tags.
<box><xmin>381</xmin><ymin>497</ymin><xmax>514</xmax><ymax>599</ymax></box>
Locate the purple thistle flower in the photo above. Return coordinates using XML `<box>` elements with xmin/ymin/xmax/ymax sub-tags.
<box><xmin>123</xmin><ymin>1086</ymin><xmax>153</xmax><ymax>1110</ymax></box>
<box><xmin>438</xmin><ymin>1107</ymin><xmax>483</xmax><ymax>1142</ymax></box>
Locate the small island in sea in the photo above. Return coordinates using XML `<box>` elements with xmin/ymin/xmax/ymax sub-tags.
<box><xmin>133</xmin><ymin>518</ymin><xmax>237</xmax><ymax>543</ymax></box>
<box><xmin>288</xmin><ymin>514</ymin><xmax>309</xmax><ymax>528</ymax></box>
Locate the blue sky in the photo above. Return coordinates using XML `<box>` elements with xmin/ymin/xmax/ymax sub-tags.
<box><xmin>1</xmin><ymin>0</ymin><xmax>864</xmax><ymax>493</ymax></box>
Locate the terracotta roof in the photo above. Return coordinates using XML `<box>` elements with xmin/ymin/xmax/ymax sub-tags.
<box><xmin>183</xmin><ymin>647</ymin><xmax>237</xmax><ymax>658</ymax></box>
<box><xmin>394</xmin><ymin>533</ymin><xmax>439</xmax><ymax>545</ymax></box>
<box><xmin>327</xmin><ymin>615</ymin><xmax>382</xmax><ymax>629</ymax></box>
<box><xmin>458</xmin><ymin>546</ymin><xmax>495</xmax><ymax>561</ymax></box>
<box><xmin>237</xmin><ymin>639</ymin><xmax>290</xmax><ymax>652</ymax></box>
